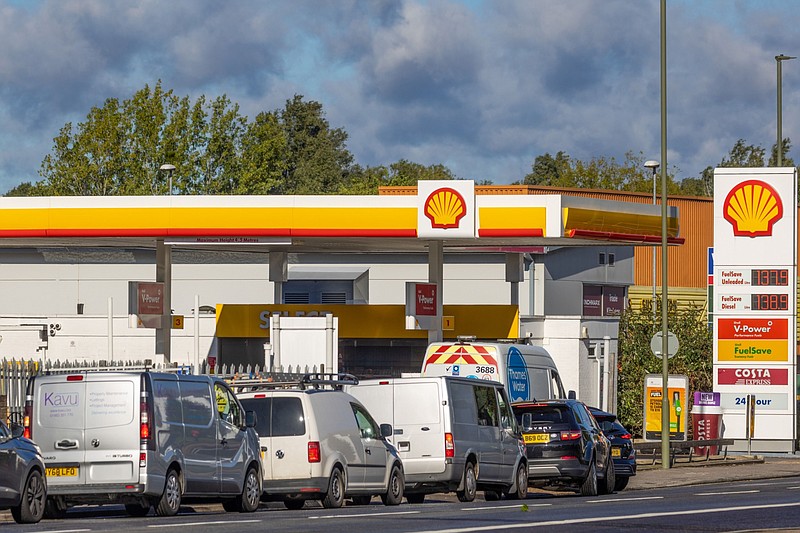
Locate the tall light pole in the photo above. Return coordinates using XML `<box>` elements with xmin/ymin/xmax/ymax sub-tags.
<box><xmin>159</xmin><ymin>164</ymin><xmax>176</xmax><ymax>195</ymax></box>
<box><xmin>645</xmin><ymin>160</ymin><xmax>660</xmax><ymax>323</ymax></box>
<box><xmin>776</xmin><ymin>54</ymin><xmax>795</xmax><ymax>166</ymax></box>
<box><xmin>659</xmin><ymin>0</ymin><xmax>670</xmax><ymax>469</ymax></box>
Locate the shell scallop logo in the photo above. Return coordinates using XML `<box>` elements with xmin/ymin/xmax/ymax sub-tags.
<box><xmin>723</xmin><ymin>179</ymin><xmax>783</xmax><ymax>237</ymax></box>
<box><xmin>424</xmin><ymin>187</ymin><xmax>466</xmax><ymax>229</ymax></box>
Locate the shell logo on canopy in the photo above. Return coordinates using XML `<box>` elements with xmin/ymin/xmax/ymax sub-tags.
<box><xmin>424</xmin><ymin>188</ymin><xmax>466</xmax><ymax>229</ymax></box>
<box><xmin>723</xmin><ymin>179</ymin><xmax>783</xmax><ymax>237</ymax></box>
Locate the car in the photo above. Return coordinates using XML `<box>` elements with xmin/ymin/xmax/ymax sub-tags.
<box><xmin>235</xmin><ymin>373</ymin><xmax>404</xmax><ymax>509</ymax></box>
<box><xmin>588</xmin><ymin>407</ymin><xmax>636</xmax><ymax>491</ymax></box>
<box><xmin>512</xmin><ymin>399</ymin><xmax>614</xmax><ymax>496</ymax></box>
<box><xmin>0</xmin><ymin>419</ymin><xmax>47</xmax><ymax>524</ymax></box>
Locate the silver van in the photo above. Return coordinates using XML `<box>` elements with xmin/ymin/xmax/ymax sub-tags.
<box><xmin>24</xmin><ymin>372</ymin><xmax>262</xmax><ymax>517</ymax></box>
<box><xmin>345</xmin><ymin>376</ymin><xmax>528</xmax><ymax>503</ymax></box>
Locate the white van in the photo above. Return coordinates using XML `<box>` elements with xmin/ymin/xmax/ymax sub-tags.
<box><xmin>234</xmin><ymin>373</ymin><xmax>404</xmax><ymax>509</ymax></box>
<box><xmin>421</xmin><ymin>338</ymin><xmax>567</xmax><ymax>402</ymax></box>
<box><xmin>345</xmin><ymin>376</ymin><xmax>528</xmax><ymax>503</ymax></box>
<box><xmin>25</xmin><ymin>372</ymin><xmax>262</xmax><ymax>517</ymax></box>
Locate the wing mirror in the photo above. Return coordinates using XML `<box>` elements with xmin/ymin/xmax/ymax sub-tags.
<box><xmin>380</xmin><ymin>423</ymin><xmax>393</xmax><ymax>438</ymax></box>
<box><xmin>245</xmin><ymin>410</ymin><xmax>257</xmax><ymax>428</ymax></box>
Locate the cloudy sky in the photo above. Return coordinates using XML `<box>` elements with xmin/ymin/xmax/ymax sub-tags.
<box><xmin>0</xmin><ymin>0</ymin><xmax>798</xmax><ymax>194</ymax></box>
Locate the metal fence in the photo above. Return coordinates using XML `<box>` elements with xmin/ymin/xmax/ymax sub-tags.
<box><xmin>0</xmin><ymin>358</ymin><xmax>323</xmax><ymax>423</ymax></box>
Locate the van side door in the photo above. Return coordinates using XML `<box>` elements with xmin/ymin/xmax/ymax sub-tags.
<box><xmin>177</xmin><ymin>379</ymin><xmax>218</xmax><ymax>494</ymax></box>
<box><xmin>496</xmin><ymin>388</ymin><xmax>522</xmax><ymax>479</ymax></box>
<box><xmin>215</xmin><ymin>383</ymin><xmax>248</xmax><ymax>494</ymax></box>
<box><xmin>474</xmin><ymin>384</ymin><xmax>502</xmax><ymax>482</ymax></box>
<box><xmin>351</xmin><ymin>403</ymin><xmax>388</xmax><ymax>489</ymax></box>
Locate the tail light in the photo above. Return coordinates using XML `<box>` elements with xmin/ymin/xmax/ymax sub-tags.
<box><xmin>619</xmin><ymin>433</ymin><xmax>632</xmax><ymax>440</ymax></box>
<box><xmin>23</xmin><ymin>399</ymin><xmax>32</xmax><ymax>439</ymax></box>
<box><xmin>308</xmin><ymin>442</ymin><xmax>321</xmax><ymax>463</ymax></box>
<box><xmin>140</xmin><ymin>400</ymin><xmax>150</xmax><ymax>440</ymax></box>
<box><xmin>445</xmin><ymin>432</ymin><xmax>454</xmax><ymax>458</ymax></box>
<box><xmin>560</xmin><ymin>430</ymin><xmax>582</xmax><ymax>441</ymax></box>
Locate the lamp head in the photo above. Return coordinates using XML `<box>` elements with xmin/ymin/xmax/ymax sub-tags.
<box><xmin>776</xmin><ymin>54</ymin><xmax>796</xmax><ymax>61</ymax></box>
<box><xmin>644</xmin><ymin>160</ymin><xmax>660</xmax><ymax>170</ymax></box>
<box><xmin>159</xmin><ymin>164</ymin><xmax>176</xmax><ymax>172</ymax></box>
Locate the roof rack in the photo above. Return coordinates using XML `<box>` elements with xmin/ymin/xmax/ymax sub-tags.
<box><xmin>229</xmin><ymin>372</ymin><xmax>359</xmax><ymax>393</ymax></box>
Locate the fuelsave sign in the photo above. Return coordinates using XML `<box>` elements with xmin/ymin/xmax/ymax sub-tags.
<box><xmin>716</xmin><ymin>318</ymin><xmax>789</xmax><ymax>362</ymax></box>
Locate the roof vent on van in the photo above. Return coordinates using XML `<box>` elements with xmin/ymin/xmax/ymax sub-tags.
<box><xmin>456</xmin><ymin>335</ymin><xmax>476</xmax><ymax>344</ymax></box>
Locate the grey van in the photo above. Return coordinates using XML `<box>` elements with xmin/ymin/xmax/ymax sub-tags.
<box><xmin>346</xmin><ymin>376</ymin><xmax>528</xmax><ymax>503</ymax></box>
<box><xmin>25</xmin><ymin>372</ymin><xmax>262</xmax><ymax>517</ymax></box>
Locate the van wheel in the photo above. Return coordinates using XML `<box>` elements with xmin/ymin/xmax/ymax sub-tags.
<box><xmin>406</xmin><ymin>493</ymin><xmax>425</xmax><ymax>504</ymax></box>
<box><xmin>507</xmin><ymin>463</ymin><xmax>529</xmax><ymax>500</ymax></box>
<box><xmin>456</xmin><ymin>462</ymin><xmax>477</xmax><ymax>502</ymax></box>
<box><xmin>283</xmin><ymin>498</ymin><xmax>305</xmax><ymax>510</ymax></box>
<box><xmin>579</xmin><ymin>460</ymin><xmax>598</xmax><ymax>497</ymax></box>
<box><xmin>227</xmin><ymin>466</ymin><xmax>261</xmax><ymax>512</ymax></box>
<box><xmin>156</xmin><ymin>469</ymin><xmax>182</xmax><ymax>516</ymax></box>
<box><xmin>351</xmin><ymin>495</ymin><xmax>372</xmax><ymax>505</ymax></box>
<box><xmin>43</xmin><ymin>497</ymin><xmax>67</xmax><ymax>519</ymax></box>
<box><xmin>380</xmin><ymin>465</ymin><xmax>404</xmax><ymax>506</ymax></box>
<box><xmin>11</xmin><ymin>470</ymin><xmax>46</xmax><ymax>524</ymax></box>
<box><xmin>322</xmin><ymin>468</ymin><xmax>345</xmax><ymax>509</ymax></box>
<box><xmin>125</xmin><ymin>502</ymin><xmax>151</xmax><ymax>517</ymax></box>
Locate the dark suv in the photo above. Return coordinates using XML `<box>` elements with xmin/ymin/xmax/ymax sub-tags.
<box><xmin>589</xmin><ymin>407</ymin><xmax>636</xmax><ymax>491</ymax></box>
<box><xmin>512</xmin><ymin>399</ymin><xmax>614</xmax><ymax>496</ymax></box>
<box><xmin>0</xmin><ymin>419</ymin><xmax>47</xmax><ymax>523</ymax></box>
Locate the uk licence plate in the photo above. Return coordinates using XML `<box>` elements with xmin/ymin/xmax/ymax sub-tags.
<box><xmin>612</xmin><ymin>447</ymin><xmax>621</xmax><ymax>457</ymax></box>
<box><xmin>523</xmin><ymin>433</ymin><xmax>550</xmax><ymax>444</ymax></box>
<box><xmin>46</xmin><ymin>466</ymin><xmax>78</xmax><ymax>477</ymax></box>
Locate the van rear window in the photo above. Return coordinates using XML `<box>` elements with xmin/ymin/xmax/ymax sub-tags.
<box><xmin>240</xmin><ymin>397</ymin><xmax>306</xmax><ymax>437</ymax></box>
<box><xmin>38</xmin><ymin>383</ymin><xmax>85</xmax><ymax>429</ymax></box>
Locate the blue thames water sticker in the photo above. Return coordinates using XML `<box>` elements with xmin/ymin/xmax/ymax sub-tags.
<box><xmin>451</xmin><ymin>364</ymin><xmax>460</xmax><ymax>376</ymax></box>
<box><xmin>506</xmin><ymin>347</ymin><xmax>530</xmax><ymax>401</ymax></box>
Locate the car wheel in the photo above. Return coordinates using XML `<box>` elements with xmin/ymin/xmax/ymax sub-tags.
<box><xmin>614</xmin><ymin>476</ymin><xmax>630</xmax><ymax>492</ymax></box>
<box><xmin>381</xmin><ymin>464</ymin><xmax>404</xmax><ymax>505</ymax></box>
<box><xmin>43</xmin><ymin>497</ymin><xmax>67</xmax><ymax>519</ymax></box>
<box><xmin>284</xmin><ymin>498</ymin><xmax>305</xmax><ymax>510</ymax></box>
<box><xmin>484</xmin><ymin>490</ymin><xmax>502</xmax><ymax>501</ymax></box>
<box><xmin>456</xmin><ymin>462</ymin><xmax>477</xmax><ymax>502</ymax></box>
<box><xmin>579</xmin><ymin>460</ymin><xmax>598</xmax><ymax>497</ymax></box>
<box><xmin>125</xmin><ymin>502</ymin><xmax>151</xmax><ymax>517</ymax></box>
<box><xmin>507</xmin><ymin>463</ymin><xmax>529</xmax><ymax>500</ymax></box>
<box><xmin>351</xmin><ymin>495</ymin><xmax>372</xmax><ymax>505</ymax></box>
<box><xmin>242</xmin><ymin>466</ymin><xmax>261</xmax><ymax>512</ymax></box>
<box><xmin>406</xmin><ymin>493</ymin><xmax>425</xmax><ymax>504</ymax></box>
<box><xmin>598</xmin><ymin>458</ymin><xmax>615</xmax><ymax>495</ymax></box>
<box><xmin>11</xmin><ymin>470</ymin><xmax>46</xmax><ymax>524</ymax></box>
<box><xmin>156</xmin><ymin>469</ymin><xmax>182</xmax><ymax>516</ymax></box>
<box><xmin>322</xmin><ymin>468</ymin><xmax>345</xmax><ymax>509</ymax></box>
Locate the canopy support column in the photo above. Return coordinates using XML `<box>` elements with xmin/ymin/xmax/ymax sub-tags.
<box><xmin>428</xmin><ymin>241</ymin><xmax>443</xmax><ymax>343</ymax></box>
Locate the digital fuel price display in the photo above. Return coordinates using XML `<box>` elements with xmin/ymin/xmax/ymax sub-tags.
<box><xmin>751</xmin><ymin>268</ymin><xmax>789</xmax><ymax>286</ymax></box>
<box><xmin>751</xmin><ymin>293</ymin><xmax>790</xmax><ymax>311</ymax></box>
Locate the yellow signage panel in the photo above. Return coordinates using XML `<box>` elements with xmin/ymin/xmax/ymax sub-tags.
<box><xmin>215</xmin><ymin>304</ymin><xmax>518</xmax><ymax>340</ymax></box>
<box><xmin>716</xmin><ymin>339</ymin><xmax>788</xmax><ymax>362</ymax></box>
<box><xmin>643</xmin><ymin>374</ymin><xmax>689</xmax><ymax>440</ymax></box>
<box><xmin>172</xmin><ymin>315</ymin><xmax>184</xmax><ymax>329</ymax></box>
<box><xmin>442</xmin><ymin>316</ymin><xmax>455</xmax><ymax>330</ymax></box>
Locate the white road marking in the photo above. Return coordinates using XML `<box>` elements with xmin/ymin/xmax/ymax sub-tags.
<box><xmin>786</xmin><ymin>486</ymin><xmax>800</xmax><ymax>490</ymax></box>
<box><xmin>410</xmin><ymin>501</ymin><xmax>800</xmax><ymax>533</ymax></box>
<box><xmin>587</xmin><ymin>496</ymin><xmax>664</xmax><ymax>503</ymax></box>
<box><xmin>309</xmin><ymin>510</ymin><xmax>421</xmax><ymax>519</ymax></box>
<box><xmin>149</xmin><ymin>520</ymin><xmax>261</xmax><ymax>528</ymax></box>
<box><xmin>35</xmin><ymin>530</ymin><xmax>91</xmax><ymax>533</ymax></box>
<box><xmin>694</xmin><ymin>490</ymin><xmax>759</xmax><ymax>496</ymax></box>
<box><xmin>464</xmin><ymin>503</ymin><xmax>551</xmax><ymax>511</ymax></box>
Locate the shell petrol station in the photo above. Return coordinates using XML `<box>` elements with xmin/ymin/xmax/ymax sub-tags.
<box><xmin>0</xmin><ymin>171</ymin><xmax>799</xmax><ymax>451</ymax></box>
<box><xmin>0</xmin><ymin>180</ymin><xmax>677</xmax><ymax>402</ymax></box>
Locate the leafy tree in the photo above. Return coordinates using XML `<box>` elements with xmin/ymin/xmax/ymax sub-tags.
<box><xmin>340</xmin><ymin>160</ymin><xmax>458</xmax><ymax>194</ymax></box>
<box><xmin>237</xmin><ymin>111</ymin><xmax>288</xmax><ymax>195</ymax></box>
<box><xmin>4</xmin><ymin>181</ymin><xmax>48</xmax><ymax>197</ymax></box>
<box><xmin>523</xmin><ymin>152</ymin><xmax>570</xmax><ymax>186</ymax></box>
<box><xmin>617</xmin><ymin>302</ymin><xmax>712</xmax><ymax>438</ymax></box>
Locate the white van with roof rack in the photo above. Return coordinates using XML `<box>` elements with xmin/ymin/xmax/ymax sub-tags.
<box><xmin>421</xmin><ymin>337</ymin><xmax>568</xmax><ymax>402</ymax></box>
<box><xmin>232</xmin><ymin>373</ymin><xmax>404</xmax><ymax>509</ymax></box>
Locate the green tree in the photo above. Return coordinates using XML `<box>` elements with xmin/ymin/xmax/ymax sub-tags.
<box><xmin>4</xmin><ymin>181</ymin><xmax>48</xmax><ymax>197</ymax></box>
<box><xmin>617</xmin><ymin>302</ymin><xmax>712</xmax><ymax>438</ymax></box>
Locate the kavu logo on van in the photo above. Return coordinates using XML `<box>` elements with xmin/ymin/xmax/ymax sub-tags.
<box><xmin>506</xmin><ymin>347</ymin><xmax>530</xmax><ymax>402</ymax></box>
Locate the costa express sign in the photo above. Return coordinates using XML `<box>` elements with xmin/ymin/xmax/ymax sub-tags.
<box><xmin>717</xmin><ymin>367</ymin><xmax>788</xmax><ymax>386</ymax></box>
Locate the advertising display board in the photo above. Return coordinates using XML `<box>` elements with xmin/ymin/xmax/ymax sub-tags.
<box><xmin>712</xmin><ymin>168</ymin><xmax>797</xmax><ymax>446</ymax></box>
<box><xmin>643</xmin><ymin>374</ymin><xmax>689</xmax><ymax>441</ymax></box>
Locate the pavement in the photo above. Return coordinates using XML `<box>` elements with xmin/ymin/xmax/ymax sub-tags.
<box><xmin>627</xmin><ymin>453</ymin><xmax>800</xmax><ymax>490</ymax></box>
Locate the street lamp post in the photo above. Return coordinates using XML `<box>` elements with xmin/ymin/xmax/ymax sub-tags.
<box><xmin>159</xmin><ymin>164</ymin><xmax>176</xmax><ymax>195</ymax></box>
<box><xmin>644</xmin><ymin>160</ymin><xmax>660</xmax><ymax>323</ymax></box>
<box><xmin>776</xmin><ymin>55</ymin><xmax>795</xmax><ymax>167</ymax></box>
<box><xmin>659</xmin><ymin>0</ymin><xmax>670</xmax><ymax>469</ymax></box>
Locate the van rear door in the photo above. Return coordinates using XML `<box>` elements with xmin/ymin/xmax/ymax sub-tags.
<box><xmin>34</xmin><ymin>374</ymin><xmax>139</xmax><ymax>489</ymax></box>
<box><xmin>392</xmin><ymin>381</ymin><xmax>445</xmax><ymax>475</ymax></box>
